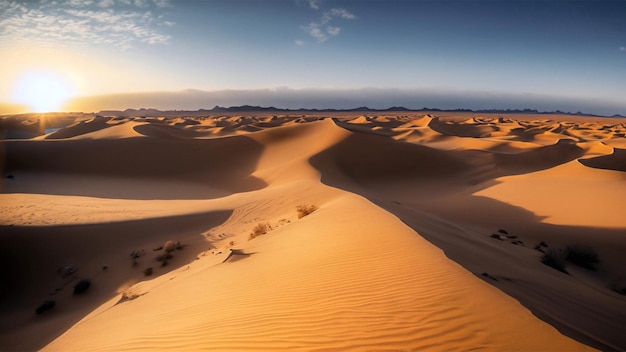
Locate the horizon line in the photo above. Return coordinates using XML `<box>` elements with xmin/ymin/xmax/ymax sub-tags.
<box><xmin>4</xmin><ymin>105</ymin><xmax>622</xmax><ymax>118</ymax></box>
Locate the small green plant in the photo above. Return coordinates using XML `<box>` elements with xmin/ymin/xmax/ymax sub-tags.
<box><xmin>249</xmin><ymin>222</ymin><xmax>271</xmax><ymax>240</ymax></box>
<box><xmin>296</xmin><ymin>204</ymin><xmax>318</xmax><ymax>219</ymax></box>
<box><xmin>541</xmin><ymin>249</ymin><xmax>567</xmax><ymax>274</ymax></box>
<box><xmin>565</xmin><ymin>245</ymin><xmax>599</xmax><ymax>270</ymax></box>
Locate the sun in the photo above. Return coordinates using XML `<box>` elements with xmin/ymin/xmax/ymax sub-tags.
<box><xmin>12</xmin><ymin>70</ymin><xmax>74</xmax><ymax>113</ymax></box>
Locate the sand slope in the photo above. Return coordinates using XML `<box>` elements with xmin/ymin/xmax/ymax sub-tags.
<box><xmin>1</xmin><ymin>112</ymin><xmax>625</xmax><ymax>351</ymax></box>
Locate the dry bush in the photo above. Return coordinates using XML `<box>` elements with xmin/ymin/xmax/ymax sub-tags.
<box><xmin>296</xmin><ymin>204</ymin><xmax>318</xmax><ymax>219</ymax></box>
<box><xmin>163</xmin><ymin>240</ymin><xmax>177</xmax><ymax>253</ymax></box>
<box><xmin>541</xmin><ymin>249</ymin><xmax>567</xmax><ymax>274</ymax></box>
<box><xmin>155</xmin><ymin>252</ymin><xmax>173</xmax><ymax>267</ymax></box>
<box><xmin>565</xmin><ymin>245</ymin><xmax>599</xmax><ymax>270</ymax></box>
<box><xmin>73</xmin><ymin>279</ymin><xmax>91</xmax><ymax>295</ymax></box>
<box><xmin>155</xmin><ymin>253</ymin><xmax>173</xmax><ymax>262</ymax></box>
<box><xmin>249</xmin><ymin>222</ymin><xmax>271</xmax><ymax>240</ymax></box>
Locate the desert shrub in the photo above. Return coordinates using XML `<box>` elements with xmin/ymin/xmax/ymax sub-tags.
<box><xmin>541</xmin><ymin>249</ymin><xmax>567</xmax><ymax>274</ymax></box>
<box><xmin>130</xmin><ymin>249</ymin><xmax>144</xmax><ymax>259</ymax></box>
<box><xmin>73</xmin><ymin>279</ymin><xmax>91</xmax><ymax>295</ymax></box>
<box><xmin>249</xmin><ymin>222</ymin><xmax>271</xmax><ymax>240</ymax></box>
<box><xmin>163</xmin><ymin>240</ymin><xmax>177</xmax><ymax>253</ymax></box>
<box><xmin>155</xmin><ymin>252</ymin><xmax>173</xmax><ymax>268</ymax></box>
<box><xmin>565</xmin><ymin>245</ymin><xmax>599</xmax><ymax>270</ymax></box>
<box><xmin>296</xmin><ymin>204</ymin><xmax>318</xmax><ymax>219</ymax></box>
<box><xmin>143</xmin><ymin>267</ymin><xmax>154</xmax><ymax>276</ymax></box>
<box><xmin>117</xmin><ymin>291</ymin><xmax>139</xmax><ymax>304</ymax></box>
<box><xmin>155</xmin><ymin>253</ymin><xmax>173</xmax><ymax>261</ymax></box>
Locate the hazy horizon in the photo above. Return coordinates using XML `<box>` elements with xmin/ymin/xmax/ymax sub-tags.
<box><xmin>64</xmin><ymin>88</ymin><xmax>626</xmax><ymax>116</ymax></box>
<box><xmin>3</xmin><ymin>87</ymin><xmax>626</xmax><ymax>117</ymax></box>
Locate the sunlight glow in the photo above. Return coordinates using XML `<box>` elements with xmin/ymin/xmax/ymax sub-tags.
<box><xmin>12</xmin><ymin>71</ymin><xmax>74</xmax><ymax>112</ymax></box>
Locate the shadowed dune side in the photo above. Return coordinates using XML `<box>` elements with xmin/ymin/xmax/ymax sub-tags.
<box><xmin>493</xmin><ymin>139</ymin><xmax>586</xmax><ymax>174</ymax></box>
<box><xmin>248</xmin><ymin>118</ymin><xmax>352</xmax><ymax>184</ymax></box>
<box><xmin>0</xmin><ymin>210</ymin><xmax>231</xmax><ymax>351</ymax></box>
<box><xmin>309</xmin><ymin>121</ymin><xmax>626</xmax><ymax>351</ymax></box>
<box><xmin>334</xmin><ymin>117</ymin><xmax>404</xmax><ymax>137</ymax></box>
<box><xmin>310</xmin><ymin>125</ymin><xmax>470</xmax><ymax>187</ymax></box>
<box><xmin>57</xmin><ymin>120</ymin><xmax>149</xmax><ymax>140</ymax></box>
<box><xmin>308</xmin><ymin>119</ymin><xmax>587</xmax><ymax>191</ymax></box>
<box><xmin>1</xmin><ymin>134</ymin><xmax>266</xmax><ymax>198</ymax></box>
<box><xmin>388</xmin><ymin>202</ymin><xmax>626</xmax><ymax>351</ymax></box>
<box><xmin>428</xmin><ymin>116</ymin><xmax>498</xmax><ymax>137</ymax></box>
<box><xmin>474</xmin><ymin>160</ymin><xmax>626</xmax><ymax>229</ymax></box>
<box><xmin>579</xmin><ymin>147</ymin><xmax>626</xmax><ymax>172</ymax></box>
<box><xmin>1</xmin><ymin>113</ymin><xmax>92</xmax><ymax>139</ymax></box>
<box><xmin>133</xmin><ymin>123</ymin><xmax>215</xmax><ymax>139</ymax></box>
<box><xmin>45</xmin><ymin>116</ymin><xmax>116</xmax><ymax>139</ymax></box>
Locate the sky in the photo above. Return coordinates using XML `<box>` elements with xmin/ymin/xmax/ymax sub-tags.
<box><xmin>0</xmin><ymin>0</ymin><xmax>625</xmax><ymax>115</ymax></box>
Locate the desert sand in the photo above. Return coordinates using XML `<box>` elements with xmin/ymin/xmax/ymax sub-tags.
<box><xmin>0</xmin><ymin>111</ymin><xmax>625</xmax><ymax>351</ymax></box>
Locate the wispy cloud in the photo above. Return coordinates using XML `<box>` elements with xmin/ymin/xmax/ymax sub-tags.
<box><xmin>329</xmin><ymin>8</ymin><xmax>356</xmax><ymax>20</ymax></box>
<box><xmin>302</xmin><ymin>7</ymin><xmax>356</xmax><ymax>43</ymax></box>
<box><xmin>326</xmin><ymin>26</ymin><xmax>340</xmax><ymax>36</ymax></box>
<box><xmin>620</xmin><ymin>46</ymin><xmax>626</xmax><ymax>52</ymax></box>
<box><xmin>152</xmin><ymin>0</ymin><xmax>172</xmax><ymax>8</ymax></box>
<box><xmin>308</xmin><ymin>0</ymin><xmax>320</xmax><ymax>10</ymax></box>
<box><xmin>0</xmin><ymin>0</ymin><xmax>172</xmax><ymax>50</ymax></box>
<box><xmin>98</xmin><ymin>0</ymin><xmax>115</xmax><ymax>7</ymax></box>
<box><xmin>65</xmin><ymin>0</ymin><xmax>95</xmax><ymax>7</ymax></box>
<box><xmin>295</xmin><ymin>39</ymin><xmax>304</xmax><ymax>46</ymax></box>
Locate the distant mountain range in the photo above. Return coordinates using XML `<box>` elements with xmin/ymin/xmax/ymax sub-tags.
<box><xmin>98</xmin><ymin>105</ymin><xmax>621</xmax><ymax>117</ymax></box>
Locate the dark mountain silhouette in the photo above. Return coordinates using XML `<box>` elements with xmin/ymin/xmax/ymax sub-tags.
<box><xmin>97</xmin><ymin>106</ymin><xmax>607</xmax><ymax>118</ymax></box>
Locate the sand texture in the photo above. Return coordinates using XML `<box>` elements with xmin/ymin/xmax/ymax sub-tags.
<box><xmin>1</xmin><ymin>111</ymin><xmax>625</xmax><ymax>351</ymax></box>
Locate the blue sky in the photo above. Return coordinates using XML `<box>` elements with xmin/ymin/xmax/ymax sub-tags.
<box><xmin>1</xmin><ymin>0</ymin><xmax>625</xmax><ymax>114</ymax></box>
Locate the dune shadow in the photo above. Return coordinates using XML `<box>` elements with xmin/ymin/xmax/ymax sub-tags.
<box><xmin>1</xmin><ymin>134</ymin><xmax>267</xmax><ymax>200</ymax></box>
<box><xmin>221</xmin><ymin>249</ymin><xmax>255</xmax><ymax>263</ymax></box>
<box><xmin>45</xmin><ymin>116</ymin><xmax>113</xmax><ymax>139</ymax></box>
<box><xmin>0</xmin><ymin>210</ymin><xmax>232</xmax><ymax>351</ymax></box>
<box><xmin>133</xmin><ymin>123</ymin><xmax>211</xmax><ymax>139</ymax></box>
<box><xmin>427</xmin><ymin>116</ymin><xmax>497</xmax><ymax>138</ymax></box>
<box><xmin>493</xmin><ymin>139</ymin><xmax>586</xmax><ymax>174</ymax></box>
<box><xmin>309</xmin><ymin>128</ymin><xmax>626</xmax><ymax>351</ymax></box>
<box><xmin>578</xmin><ymin>147</ymin><xmax>626</xmax><ymax>172</ymax></box>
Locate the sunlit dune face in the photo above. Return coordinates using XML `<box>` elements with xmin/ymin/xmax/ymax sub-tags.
<box><xmin>12</xmin><ymin>70</ymin><xmax>74</xmax><ymax>112</ymax></box>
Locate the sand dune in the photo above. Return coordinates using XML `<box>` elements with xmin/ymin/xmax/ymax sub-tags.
<box><xmin>580</xmin><ymin>147</ymin><xmax>626</xmax><ymax>172</ymax></box>
<box><xmin>1</xmin><ymin>111</ymin><xmax>625</xmax><ymax>351</ymax></box>
<box><xmin>45</xmin><ymin>116</ymin><xmax>119</xmax><ymax>139</ymax></box>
